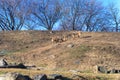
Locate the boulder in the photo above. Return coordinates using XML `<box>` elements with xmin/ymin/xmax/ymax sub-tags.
<box><xmin>17</xmin><ymin>63</ymin><xmax>26</xmax><ymax>69</ymax></box>
<box><xmin>0</xmin><ymin>74</ymin><xmax>6</xmax><ymax>80</ymax></box>
<box><xmin>23</xmin><ymin>75</ymin><xmax>32</xmax><ymax>80</ymax></box>
<box><xmin>16</xmin><ymin>75</ymin><xmax>27</xmax><ymax>80</ymax></box>
<box><xmin>5</xmin><ymin>72</ymin><xmax>27</xmax><ymax>80</ymax></box>
<box><xmin>110</xmin><ymin>69</ymin><xmax>120</xmax><ymax>74</ymax></box>
<box><xmin>97</xmin><ymin>66</ymin><xmax>107</xmax><ymax>73</ymax></box>
<box><xmin>0</xmin><ymin>58</ymin><xmax>8</xmax><ymax>67</ymax></box>
<box><xmin>33</xmin><ymin>74</ymin><xmax>47</xmax><ymax>80</ymax></box>
<box><xmin>67</xmin><ymin>44</ymin><xmax>74</xmax><ymax>48</ymax></box>
<box><xmin>48</xmin><ymin>74</ymin><xmax>62</xmax><ymax>80</ymax></box>
<box><xmin>72</xmin><ymin>75</ymin><xmax>88</xmax><ymax>80</ymax></box>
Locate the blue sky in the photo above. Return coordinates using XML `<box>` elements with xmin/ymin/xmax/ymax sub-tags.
<box><xmin>100</xmin><ymin>0</ymin><xmax>120</xmax><ymax>9</ymax></box>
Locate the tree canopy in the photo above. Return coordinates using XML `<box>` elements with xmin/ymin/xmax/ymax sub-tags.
<box><xmin>0</xmin><ymin>0</ymin><xmax>119</xmax><ymax>32</ymax></box>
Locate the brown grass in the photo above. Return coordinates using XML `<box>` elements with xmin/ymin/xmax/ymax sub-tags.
<box><xmin>0</xmin><ymin>31</ymin><xmax>120</xmax><ymax>79</ymax></box>
<box><xmin>0</xmin><ymin>69</ymin><xmax>120</xmax><ymax>80</ymax></box>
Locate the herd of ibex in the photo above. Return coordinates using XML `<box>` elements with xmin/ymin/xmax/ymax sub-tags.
<box><xmin>51</xmin><ymin>31</ymin><xmax>82</xmax><ymax>43</ymax></box>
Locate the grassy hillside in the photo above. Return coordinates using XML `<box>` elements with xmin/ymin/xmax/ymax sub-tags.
<box><xmin>0</xmin><ymin>31</ymin><xmax>120</xmax><ymax>79</ymax></box>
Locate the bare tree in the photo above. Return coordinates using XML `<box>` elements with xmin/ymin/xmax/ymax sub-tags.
<box><xmin>0</xmin><ymin>0</ymin><xmax>29</xmax><ymax>31</ymax></box>
<box><xmin>60</xmin><ymin>0</ymin><xmax>107</xmax><ymax>32</ymax></box>
<box><xmin>82</xmin><ymin>0</ymin><xmax>106</xmax><ymax>31</ymax></box>
<box><xmin>31</xmin><ymin>0</ymin><xmax>62</xmax><ymax>30</ymax></box>
<box><xmin>108</xmin><ymin>3</ymin><xmax>120</xmax><ymax>32</ymax></box>
<box><xmin>61</xmin><ymin>0</ymin><xmax>85</xmax><ymax>30</ymax></box>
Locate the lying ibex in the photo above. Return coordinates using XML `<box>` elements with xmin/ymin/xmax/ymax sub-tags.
<box><xmin>51</xmin><ymin>31</ymin><xmax>82</xmax><ymax>43</ymax></box>
<box><xmin>51</xmin><ymin>36</ymin><xmax>58</xmax><ymax>43</ymax></box>
<box><xmin>51</xmin><ymin>36</ymin><xmax>67</xmax><ymax>43</ymax></box>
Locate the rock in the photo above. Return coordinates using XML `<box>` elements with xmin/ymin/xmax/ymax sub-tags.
<box><xmin>16</xmin><ymin>74</ymin><xmax>27</xmax><ymax>80</ymax></box>
<box><xmin>69</xmin><ymin>70</ymin><xmax>80</xmax><ymax>74</ymax></box>
<box><xmin>72</xmin><ymin>75</ymin><xmax>88</xmax><ymax>80</ymax></box>
<box><xmin>5</xmin><ymin>72</ymin><xmax>27</xmax><ymax>80</ymax></box>
<box><xmin>67</xmin><ymin>44</ymin><xmax>74</xmax><ymax>48</ymax></box>
<box><xmin>0</xmin><ymin>50</ymin><xmax>7</xmax><ymax>54</ymax></box>
<box><xmin>0</xmin><ymin>58</ymin><xmax>8</xmax><ymax>67</ymax></box>
<box><xmin>50</xmin><ymin>55</ymin><xmax>56</xmax><ymax>59</ymax></box>
<box><xmin>33</xmin><ymin>74</ymin><xmax>47</xmax><ymax>80</ymax></box>
<box><xmin>0</xmin><ymin>74</ymin><xmax>6</xmax><ymax>80</ymax></box>
<box><xmin>97</xmin><ymin>66</ymin><xmax>107</xmax><ymax>73</ymax></box>
<box><xmin>110</xmin><ymin>69</ymin><xmax>119</xmax><ymax>74</ymax></box>
<box><xmin>5</xmin><ymin>73</ymin><xmax>17</xmax><ymax>80</ymax></box>
<box><xmin>17</xmin><ymin>63</ymin><xmax>26</xmax><ymax>69</ymax></box>
<box><xmin>48</xmin><ymin>74</ymin><xmax>62</xmax><ymax>80</ymax></box>
<box><xmin>23</xmin><ymin>75</ymin><xmax>32</xmax><ymax>80</ymax></box>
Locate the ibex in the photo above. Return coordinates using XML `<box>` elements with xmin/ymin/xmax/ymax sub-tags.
<box><xmin>71</xmin><ymin>31</ymin><xmax>82</xmax><ymax>38</ymax></box>
<box><xmin>51</xmin><ymin>36</ymin><xmax>60</xmax><ymax>43</ymax></box>
<box><xmin>62</xmin><ymin>36</ymin><xmax>67</xmax><ymax>42</ymax></box>
<box><xmin>51</xmin><ymin>36</ymin><xmax>67</xmax><ymax>43</ymax></box>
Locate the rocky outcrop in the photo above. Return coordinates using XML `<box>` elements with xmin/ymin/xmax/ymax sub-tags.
<box><xmin>0</xmin><ymin>58</ymin><xmax>8</xmax><ymax>67</ymax></box>
<box><xmin>33</xmin><ymin>74</ymin><xmax>47</xmax><ymax>80</ymax></box>
<box><xmin>48</xmin><ymin>74</ymin><xmax>63</xmax><ymax>80</ymax></box>
<box><xmin>72</xmin><ymin>75</ymin><xmax>88</xmax><ymax>80</ymax></box>
<box><xmin>0</xmin><ymin>72</ymin><xmax>28</xmax><ymax>80</ymax></box>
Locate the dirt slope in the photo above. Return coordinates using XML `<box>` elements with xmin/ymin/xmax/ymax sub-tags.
<box><xmin>0</xmin><ymin>31</ymin><xmax>120</xmax><ymax>72</ymax></box>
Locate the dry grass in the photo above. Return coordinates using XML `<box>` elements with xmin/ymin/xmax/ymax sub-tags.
<box><xmin>0</xmin><ymin>31</ymin><xmax>120</xmax><ymax>79</ymax></box>
<box><xmin>0</xmin><ymin>69</ymin><xmax>120</xmax><ymax>80</ymax></box>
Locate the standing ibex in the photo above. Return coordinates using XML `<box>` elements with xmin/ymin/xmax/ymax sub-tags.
<box><xmin>71</xmin><ymin>31</ymin><xmax>82</xmax><ymax>38</ymax></box>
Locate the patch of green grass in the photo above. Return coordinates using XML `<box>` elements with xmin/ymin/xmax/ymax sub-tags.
<box><xmin>0</xmin><ymin>49</ymin><xmax>24</xmax><ymax>55</ymax></box>
<box><xmin>95</xmin><ymin>76</ymin><xmax>108</xmax><ymax>80</ymax></box>
<box><xmin>3</xmin><ymin>50</ymin><xmax>21</xmax><ymax>56</ymax></box>
<box><xmin>38</xmin><ymin>63</ymin><xmax>48</xmax><ymax>67</ymax></box>
<box><xmin>82</xmin><ymin>70</ymin><xmax>93</xmax><ymax>73</ymax></box>
<box><xmin>15</xmin><ymin>48</ymin><xmax>29</xmax><ymax>53</ymax></box>
<box><xmin>68</xmin><ymin>45</ymin><xmax>91</xmax><ymax>58</ymax></box>
<box><xmin>0</xmin><ymin>49</ymin><xmax>8</xmax><ymax>55</ymax></box>
<box><xmin>0</xmin><ymin>71</ymin><xmax>6</xmax><ymax>74</ymax></box>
